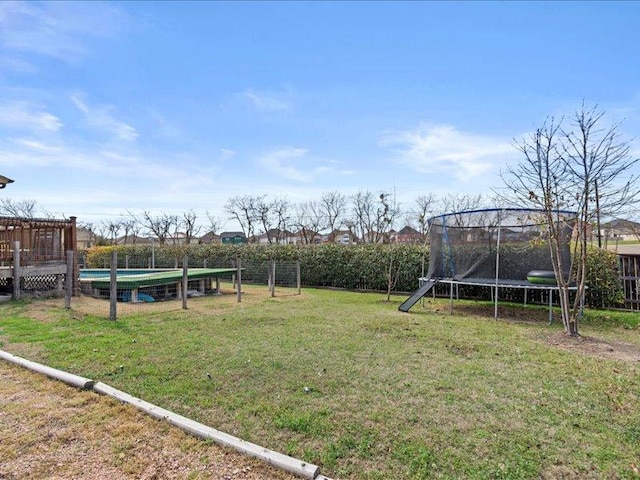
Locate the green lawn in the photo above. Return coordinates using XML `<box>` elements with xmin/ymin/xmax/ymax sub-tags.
<box><xmin>1</xmin><ymin>287</ymin><xmax>639</xmax><ymax>479</ymax></box>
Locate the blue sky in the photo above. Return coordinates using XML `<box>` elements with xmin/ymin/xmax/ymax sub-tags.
<box><xmin>1</xmin><ymin>1</ymin><xmax>640</xmax><ymax>231</ymax></box>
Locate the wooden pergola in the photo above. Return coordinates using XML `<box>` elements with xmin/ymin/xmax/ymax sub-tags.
<box><xmin>0</xmin><ymin>216</ymin><xmax>78</xmax><ymax>294</ymax></box>
<box><xmin>0</xmin><ymin>216</ymin><xmax>77</xmax><ymax>265</ymax></box>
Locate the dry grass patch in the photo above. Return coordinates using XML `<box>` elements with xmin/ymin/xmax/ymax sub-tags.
<box><xmin>0</xmin><ymin>361</ymin><xmax>298</xmax><ymax>480</ymax></box>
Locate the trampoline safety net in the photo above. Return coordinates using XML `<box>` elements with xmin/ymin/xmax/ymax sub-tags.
<box><xmin>427</xmin><ymin>208</ymin><xmax>577</xmax><ymax>282</ymax></box>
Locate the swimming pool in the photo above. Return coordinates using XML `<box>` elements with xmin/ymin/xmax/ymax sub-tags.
<box><xmin>79</xmin><ymin>268</ymin><xmax>238</xmax><ymax>302</ymax></box>
<box><xmin>79</xmin><ymin>269</ymin><xmax>164</xmax><ymax>279</ymax></box>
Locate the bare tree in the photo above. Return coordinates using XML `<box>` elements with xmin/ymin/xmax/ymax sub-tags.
<box><xmin>440</xmin><ymin>193</ymin><xmax>485</xmax><ymax>215</ymax></box>
<box><xmin>376</xmin><ymin>191</ymin><xmax>400</xmax><ymax>242</ymax></box>
<box><xmin>321</xmin><ymin>190</ymin><xmax>347</xmax><ymax>235</ymax></box>
<box><xmin>351</xmin><ymin>190</ymin><xmax>399</xmax><ymax>243</ymax></box>
<box><xmin>224</xmin><ymin>195</ymin><xmax>260</xmax><ymax>241</ymax></box>
<box><xmin>414</xmin><ymin>193</ymin><xmax>438</xmax><ymax>237</ymax></box>
<box><xmin>0</xmin><ymin>199</ymin><xmax>39</xmax><ymax>218</ymax></box>
<box><xmin>181</xmin><ymin>209</ymin><xmax>201</xmax><ymax>244</ymax></box>
<box><xmin>351</xmin><ymin>190</ymin><xmax>373</xmax><ymax>243</ymax></box>
<box><xmin>141</xmin><ymin>211</ymin><xmax>178</xmax><ymax>244</ymax></box>
<box><xmin>294</xmin><ymin>200</ymin><xmax>324</xmax><ymax>244</ymax></box>
<box><xmin>205</xmin><ymin>210</ymin><xmax>222</xmax><ymax>236</ymax></box>
<box><xmin>78</xmin><ymin>221</ymin><xmax>103</xmax><ymax>248</ymax></box>
<box><xmin>273</xmin><ymin>197</ymin><xmax>291</xmax><ymax>243</ymax></box>
<box><xmin>438</xmin><ymin>193</ymin><xmax>489</xmax><ymax>229</ymax></box>
<box><xmin>117</xmin><ymin>216</ymin><xmax>141</xmax><ymax>244</ymax></box>
<box><xmin>563</xmin><ymin>104</ymin><xmax>640</xmax><ymax>238</ymax></box>
<box><xmin>102</xmin><ymin>219</ymin><xmax>122</xmax><ymax>245</ymax></box>
<box><xmin>500</xmin><ymin>105</ymin><xmax>640</xmax><ymax>336</ymax></box>
<box><xmin>93</xmin><ymin>222</ymin><xmax>110</xmax><ymax>246</ymax></box>
<box><xmin>255</xmin><ymin>196</ymin><xmax>274</xmax><ymax>243</ymax></box>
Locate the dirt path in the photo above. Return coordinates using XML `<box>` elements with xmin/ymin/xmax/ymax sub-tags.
<box><xmin>0</xmin><ymin>361</ymin><xmax>298</xmax><ymax>480</ymax></box>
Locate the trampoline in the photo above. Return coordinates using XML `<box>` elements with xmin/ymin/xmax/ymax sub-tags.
<box><xmin>400</xmin><ymin>208</ymin><xmax>579</xmax><ymax>319</ymax></box>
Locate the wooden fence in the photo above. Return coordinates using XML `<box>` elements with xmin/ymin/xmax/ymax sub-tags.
<box><xmin>619</xmin><ymin>254</ymin><xmax>640</xmax><ymax>311</ymax></box>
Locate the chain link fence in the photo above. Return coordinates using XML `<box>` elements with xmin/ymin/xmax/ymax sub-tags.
<box><xmin>70</xmin><ymin>252</ymin><xmax>302</xmax><ymax>320</ymax></box>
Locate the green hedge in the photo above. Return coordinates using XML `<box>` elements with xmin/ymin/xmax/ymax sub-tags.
<box><xmin>84</xmin><ymin>243</ymin><xmax>623</xmax><ymax>306</ymax></box>
<box><xmin>584</xmin><ymin>246</ymin><xmax>625</xmax><ymax>308</ymax></box>
<box><xmin>84</xmin><ymin>244</ymin><xmax>427</xmax><ymax>292</ymax></box>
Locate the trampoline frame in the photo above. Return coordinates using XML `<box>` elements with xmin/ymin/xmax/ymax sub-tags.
<box><xmin>423</xmin><ymin>277</ymin><xmax>582</xmax><ymax>322</ymax></box>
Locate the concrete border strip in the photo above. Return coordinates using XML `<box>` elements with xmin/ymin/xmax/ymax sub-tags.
<box><xmin>93</xmin><ymin>381</ymin><xmax>320</xmax><ymax>479</ymax></box>
<box><xmin>0</xmin><ymin>350</ymin><xmax>327</xmax><ymax>480</ymax></box>
<box><xmin>0</xmin><ymin>350</ymin><xmax>94</xmax><ymax>390</ymax></box>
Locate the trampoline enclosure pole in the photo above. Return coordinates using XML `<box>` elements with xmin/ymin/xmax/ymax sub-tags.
<box><xmin>494</xmin><ymin>210</ymin><xmax>502</xmax><ymax>320</ymax></box>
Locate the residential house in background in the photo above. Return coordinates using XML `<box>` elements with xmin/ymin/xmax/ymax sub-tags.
<box><xmin>296</xmin><ymin>228</ymin><xmax>323</xmax><ymax>244</ymax></box>
<box><xmin>198</xmin><ymin>231</ymin><xmax>220</xmax><ymax>244</ymax></box>
<box><xmin>220</xmin><ymin>231</ymin><xmax>247</xmax><ymax>244</ymax></box>
<box><xmin>389</xmin><ymin>226</ymin><xmax>424</xmax><ymax>244</ymax></box>
<box><xmin>601</xmin><ymin>219</ymin><xmax>640</xmax><ymax>243</ymax></box>
<box><xmin>116</xmin><ymin>235</ymin><xmax>154</xmax><ymax>245</ymax></box>
<box><xmin>324</xmin><ymin>229</ymin><xmax>358</xmax><ymax>245</ymax></box>
<box><xmin>254</xmin><ymin>229</ymin><xmax>298</xmax><ymax>244</ymax></box>
<box><xmin>76</xmin><ymin>226</ymin><xmax>96</xmax><ymax>250</ymax></box>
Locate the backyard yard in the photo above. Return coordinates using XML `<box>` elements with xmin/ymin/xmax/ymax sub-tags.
<box><xmin>1</xmin><ymin>285</ymin><xmax>640</xmax><ymax>479</ymax></box>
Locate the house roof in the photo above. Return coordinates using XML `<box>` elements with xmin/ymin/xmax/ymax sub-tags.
<box><xmin>116</xmin><ymin>235</ymin><xmax>154</xmax><ymax>245</ymax></box>
<box><xmin>198</xmin><ymin>231</ymin><xmax>218</xmax><ymax>242</ymax></box>
<box><xmin>602</xmin><ymin>218</ymin><xmax>640</xmax><ymax>231</ymax></box>
<box><xmin>397</xmin><ymin>225</ymin><xmax>421</xmax><ymax>236</ymax></box>
<box><xmin>260</xmin><ymin>228</ymin><xmax>295</xmax><ymax>237</ymax></box>
<box><xmin>296</xmin><ymin>227</ymin><xmax>319</xmax><ymax>236</ymax></box>
<box><xmin>220</xmin><ymin>231</ymin><xmax>246</xmax><ymax>239</ymax></box>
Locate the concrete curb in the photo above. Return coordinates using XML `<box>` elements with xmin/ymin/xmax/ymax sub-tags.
<box><xmin>94</xmin><ymin>381</ymin><xmax>320</xmax><ymax>479</ymax></box>
<box><xmin>0</xmin><ymin>350</ymin><xmax>94</xmax><ymax>390</ymax></box>
<box><xmin>1</xmin><ymin>350</ymin><xmax>328</xmax><ymax>480</ymax></box>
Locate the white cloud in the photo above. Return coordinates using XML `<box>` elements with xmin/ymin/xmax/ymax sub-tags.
<box><xmin>0</xmin><ymin>132</ymin><xmax>217</xmax><ymax>187</ymax></box>
<box><xmin>12</xmin><ymin>138</ymin><xmax>63</xmax><ymax>154</ymax></box>
<box><xmin>259</xmin><ymin>147</ymin><xmax>312</xmax><ymax>182</ymax></box>
<box><xmin>379</xmin><ymin>123</ymin><xmax>514</xmax><ymax>181</ymax></box>
<box><xmin>243</xmin><ymin>88</ymin><xmax>293</xmax><ymax>113</ymax></box>
<box><xmin>71</xmin><ymin>93</ymin><xmax>139</xmax><ymax>142</ymax></box>
<box><xmin>0</xmin><ymin>1</ymin><xmax>127</xmax><ymax>63</ymax></box>
<box><xmin>257</xmin><ymin>146</ymin><xmax>341</xmax><ymax>182</ymax></box>
<box><xmin>219</xmin><ymin>148</ymin><xmax>236</xmax><ymax>161</ymax></box>
<box><xmin>0</xmin><ymin>101</ymin><xmax>63</xmax><ymax>132</ymax></box>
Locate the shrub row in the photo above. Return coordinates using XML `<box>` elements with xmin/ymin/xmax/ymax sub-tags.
<box><xmin>84</xmin><ymin>244</ymin><xmax>624</xmax><ymax>307</ymax></box>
